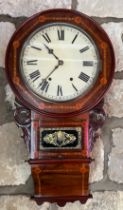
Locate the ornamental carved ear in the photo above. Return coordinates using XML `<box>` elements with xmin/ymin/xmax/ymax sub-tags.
<box><xmin>5</xmin><ymin>8</ymin><xmax>115</xmax><ymax>206</ymax></box>
<box><xmin>14</xmin><ymin>98</ymin><xmax>31</xmax><ymax>152</ymax></box>
<box><xmin>89</xmin><ymin>99</ymin><xmax>106</xmax><ymax>151</ymax></box>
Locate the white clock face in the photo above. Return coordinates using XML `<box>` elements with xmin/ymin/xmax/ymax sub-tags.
<box><xmin>20</xmin><ymin>23</ymin><xmax>101</xmax><ymax>102</ymax></box>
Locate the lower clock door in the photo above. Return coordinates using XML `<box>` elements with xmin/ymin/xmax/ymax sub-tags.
<box><xmin>38</xmin><ymin>173</ymin><xmax>88</xmax><ymax>196</ymax></box>
<box><xmin>31</xmin><ymin>161</ymin><xmax>90</xmax><ymax>197</ymax></box>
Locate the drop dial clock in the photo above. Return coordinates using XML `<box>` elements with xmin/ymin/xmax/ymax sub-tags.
<box><xmin>5</xmin><ymin>9</ymin><xmax>115</xmax><ymax>206</ymax></box>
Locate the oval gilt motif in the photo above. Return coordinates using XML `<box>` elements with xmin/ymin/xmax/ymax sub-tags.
<box><xmin>43</xmin><ymin>130</ymin><xmax>76</xmax><ymax>147</ymax></box>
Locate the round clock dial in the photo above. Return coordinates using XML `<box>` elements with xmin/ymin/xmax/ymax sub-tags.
<box><xmin>20</xmin><ymin>23</ymin><xmax>100</xmax><ymax>102</ymax></box>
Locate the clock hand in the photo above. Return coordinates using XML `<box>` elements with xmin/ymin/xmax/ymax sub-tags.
<box><xmin>38</xmin><ymin>63</ymin><xmax>59</xmax><ymax>90</ymax></box>
<box><xmin>44</xmin><ymin>44</ymin><xmax>59</xmax><ymax>60</ymax></box>
<box><xmin>40</xmin><ymin>44</ymin><xmax>64</xmax><ymax>88</ymax></box>
<box><xmin>44</xmin><ymin>62</ymin><xmax>60</xmax><ymax>80</ymax></box>
<box><xmin>45</xmin><ymin>58</ymin><xmax>64</xmax><ymax>79</ymax></box>
<box><xmin>39</xmin><ymin>59</ymin><xmax>64</xmax><ymax>90</ymax></box>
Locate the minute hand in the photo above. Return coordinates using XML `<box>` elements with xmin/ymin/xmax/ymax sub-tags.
<box><xmin>45</xmin><ymin>63</ymin><xmax>60</xmax><ymax>80</ymax></box>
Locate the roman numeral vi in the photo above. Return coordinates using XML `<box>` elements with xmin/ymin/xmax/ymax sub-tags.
<box><xmin>57</xmin><ymin>85</ymin><xmax>63</xmax><ymax>96</ymax></box>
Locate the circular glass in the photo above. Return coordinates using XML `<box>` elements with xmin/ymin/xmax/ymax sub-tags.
<box><xmin>20</xmin><ymin>23</ymin><xmax>101</xmax><ymax>102</ymax></box>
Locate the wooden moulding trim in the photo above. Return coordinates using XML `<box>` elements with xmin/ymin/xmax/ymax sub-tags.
<box><xmin>28</xmin><ymin>158</ymin><xmax>92</xmax><ymax>164</ymax></box>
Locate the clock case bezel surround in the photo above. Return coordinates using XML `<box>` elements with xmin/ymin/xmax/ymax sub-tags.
<box><xmin>19</xmin><ymin>22</ymin><xmax>101</xmax><ymax>103</ymax></box>
<box><xmin>5</xmin><ymin>9</ymin><xmax>115</xmax><ymax>117</ymax></box>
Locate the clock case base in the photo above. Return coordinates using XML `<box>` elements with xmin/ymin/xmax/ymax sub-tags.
<box><xmin>14</xmin><ymin>98</ymin><xmax>105</xmax><ymax>206</ymax></box>
<box><xmin>32</xmin><ymin>195</ymin><xmax>92</xmax><ymax>206</ymax></box>
<box><xmin>29</xmin><ymin>158</ymin><xmax>92</xmax><ymax>206</ymax></box>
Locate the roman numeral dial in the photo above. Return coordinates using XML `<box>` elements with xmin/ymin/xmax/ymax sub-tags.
<box><xmin>21</xmin><ymin>23</ymin><xmax>100</xmax><ymax>102</ymax></box>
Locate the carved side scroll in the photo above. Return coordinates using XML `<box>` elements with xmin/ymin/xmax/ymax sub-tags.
<box><xmin>89</xmin><ymin>99</ymin><xmax>106</xmax><ymax>151</ymax></box>
<box><xmin>14</xmin><ymin>98</ymin><xmax>31</xmax><ymax>152</ymax></box>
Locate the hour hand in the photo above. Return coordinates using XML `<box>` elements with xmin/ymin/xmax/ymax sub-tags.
<box><xmin>44</xmin><ymin>44</ymin><xmax>59</xmax><ymax>60</ymax></box>
<box><xmin>44</xmin><ymin>43</ymin><xmax>52</xmax><ymax>53</ymax></box>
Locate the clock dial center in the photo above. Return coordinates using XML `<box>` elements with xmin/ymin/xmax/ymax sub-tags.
<box><xmin>58</xmin><ymin>60</ymin><xmax>64</xmax><ymax>65</ymax></box>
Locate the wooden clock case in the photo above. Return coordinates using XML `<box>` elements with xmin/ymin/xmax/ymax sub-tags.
<box><xmin>5</xmin><ymin>9</ymin><xmax>115</xmax><ymax>206</ymax></box>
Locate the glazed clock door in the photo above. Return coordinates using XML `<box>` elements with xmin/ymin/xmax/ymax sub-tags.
<box><xmin>20</xmin><ymin>23</ymin><xmax>101</xmax><ymax>102</ymax></box>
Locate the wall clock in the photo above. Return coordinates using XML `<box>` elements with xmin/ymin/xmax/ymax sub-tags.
<box><xmin>5</xmin><ymin>9</ymin><xmax>115</xmax><ymax>206</ymax></box>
